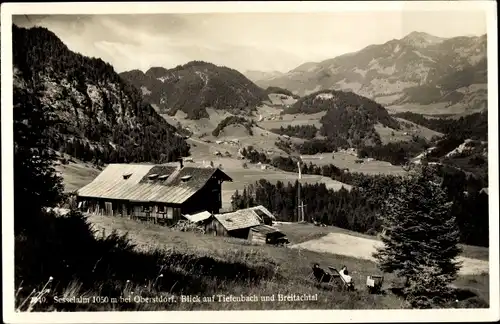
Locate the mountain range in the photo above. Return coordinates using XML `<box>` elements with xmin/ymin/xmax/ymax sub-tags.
<box><xmin>250</xmin><ymin>32</ymin><xmax>487</xmax><ymax>115</ymax></box>
<box><xmin>13</xmin><ymin>24</ymin><xmax>489</xmax><ymax>166</ymax></box>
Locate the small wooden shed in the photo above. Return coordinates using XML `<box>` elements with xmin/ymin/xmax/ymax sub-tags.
<box><xmin>203</xmin><ymin>206</ymin><xmax>284</xmax><ymax>243</ymax></box>
<box><xmin>206</xmin><ymin>209</ymin><xmax>262</xmax><ymax>239</ymax></box>
<box><xmin>248</xmin><ymin>224</ymin><xmax>286</xmax><ymax>245</ymax></box>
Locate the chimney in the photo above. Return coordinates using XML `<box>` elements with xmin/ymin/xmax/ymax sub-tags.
<box><xmin>178</xmin><ymin>158</ymin><xmax>184</xmax><ymax>169</ymax></box>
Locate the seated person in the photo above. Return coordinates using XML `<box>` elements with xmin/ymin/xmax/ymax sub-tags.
<box><xmin>339</xmin><ymin>266</ymin><xmax>353</xmax><ymax>286</ymax></box>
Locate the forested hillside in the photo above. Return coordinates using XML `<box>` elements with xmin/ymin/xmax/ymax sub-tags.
<box><xmin>13</xmin><ymin>25</ymin><xmax>190</xmax><ymax>164</ymax></box>
<box><xmin>285</xmin><ymin>90</ymin><xmax>400</xmax><ymax>147</ymax></box>
<box><xmin>120</xmin><ymin>61</ymin><xmax>270</xmax><ymax>119</ymax></box>
<box><xmin>270</xmin><ymin>125</ymin><xmax>318</xmax><ymax>140</ymax></box>
<box><xmin>265</xmin><ymin>86</ymin><xmax>300</xmax><ymax>99</ymax></box>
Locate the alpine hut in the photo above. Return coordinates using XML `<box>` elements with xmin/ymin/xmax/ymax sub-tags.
<box><xmin>76</xmin><ymin>161</ymin><xmax>233</xmax><ymax>225</ymax></box>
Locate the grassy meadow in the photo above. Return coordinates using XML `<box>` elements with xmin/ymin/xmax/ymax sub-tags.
<box><xmin>17</xmin><ymin>214</ymin><xmax>488</xmax><ymax>312</ymax></box>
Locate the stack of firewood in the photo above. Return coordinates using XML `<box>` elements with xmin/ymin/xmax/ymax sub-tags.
<box><xmin>171</xmin><ymin>220</ymin><xmax>205</xmax><ymax>234</ymax></box>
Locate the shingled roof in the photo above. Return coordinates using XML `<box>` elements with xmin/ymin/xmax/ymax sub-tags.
<box><xmin>214</xmin><ymin>209</ymin><xmax>262</xmax><ymax>231</ymax></box>
<box><xmin>77</xmin><ymin>163</ymin><xmax>232</xmax><ymax>204</ymax></box>
<box><xmin>213</xmin><ymin>205</ymin><xmax>276</xmax><ymax>231</ymax></box>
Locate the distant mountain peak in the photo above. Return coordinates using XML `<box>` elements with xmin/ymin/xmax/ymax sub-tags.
<box><xmin>401</xmin><ymin>31</ymin><xmax>445</xmax><ymax>47</ymax></box>
<box><xmin>121</xmin><ymin>62</ymin><xmax>269</xmax><ymax>119</ymax></box>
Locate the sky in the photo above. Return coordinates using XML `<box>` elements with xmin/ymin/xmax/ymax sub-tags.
<box><xmin>12</xmin><ymin>11</ymin><xmax>487</xmax><ymax>74</ymax></box>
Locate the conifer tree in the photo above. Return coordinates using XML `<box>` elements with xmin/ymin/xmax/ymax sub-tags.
<box><xmin>14</xmin><ymin>80</ymin><xmax>64</xmax><ymax>233</ymax></box>
<box><xmin>373</xmin><ymin>166</ymin><xmax>462</xmax><ymax>308</ymax></box>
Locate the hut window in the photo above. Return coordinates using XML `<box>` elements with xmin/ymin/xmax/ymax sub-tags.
<box><xmin>123</xmin><ymin>173</ymin><xmax>132</xmax><ymax>180</ymax></box>
<box><xmin>158</xmin><ymin>174</ymin><xmax>169</xmax><ymax>180</ymax></box>
<box><xmin>148</xmin><ymin>174</ymin><xmax>159</xmax><ymax>180</ymax></box>
<box><xmin>181</xmin><ymin>175</ymin><xmax>192</xmax><ymax>182</ymax></box>
<box><xmin>166</xmin><ymin>207</ymin><xmax>173</xmax><ymax>219</ymax></box>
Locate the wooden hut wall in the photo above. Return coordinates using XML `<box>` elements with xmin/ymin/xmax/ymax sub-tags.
<box><xmin>79</xmin><ymin>197</ymin><xmax>183</xmax><ymax>225</ymax></box>
<box><xmin>248</xmin><ymin>229</ymin><xmax>267</xmax><ymax>245</ymax></box>
<box><xmin>182</xmin><ymin>177</ymin><xmax>222</xmax><ymax>215</ymax></box>
<box><xmin>152</xmin><ymin>204</ymin><xmax>182</xmax><ymax>225</ymax></box>
<box><xmin>204</xmin><ymin>218</ymin><xmax>229</xmax><ymax>237</ymax></box>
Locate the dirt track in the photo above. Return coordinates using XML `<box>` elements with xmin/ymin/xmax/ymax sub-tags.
<box><xmin>290</xmin><ymin>233</ymin><xmax>488</xmax><ymax>276</ymax></box>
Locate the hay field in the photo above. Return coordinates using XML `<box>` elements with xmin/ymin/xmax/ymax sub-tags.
<box><xmin>278</xmin><ymin>223</ymin><xmax>489</xmax><ymax>261</ymax></box>
<box><xmin>161</xmin><ymin>108</ymin><xmax>233</xmax><ymax>136</ymax></box>
<box><xmin>300</xmin><ymin>152</ymin><xmax>407</xmax><ymax>176</ymax></box>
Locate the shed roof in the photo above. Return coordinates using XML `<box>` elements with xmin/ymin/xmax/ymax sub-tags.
<box><xmin>184</xmin><ymin>211</ymin><xmax>212</xmax><ymax>223</ymax></box>
<box><xmin>247</xmin><ymin>205</ymin><xmax>276</xmax><ymax>220</ymax></box>
<box><xmin>77</xmin><ymin>164</ymin><xmax>232</xmax><ymax>204</ymax></box>
<box><xmin>214</xmin><ymin>209</ymin><xmax>262</xmax><ymax>231</ymax></box>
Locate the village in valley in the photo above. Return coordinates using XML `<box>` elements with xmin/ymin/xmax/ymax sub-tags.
<box><xmin>8</xmin><ymin>6</ymin><xmax>495</xmax><ymax>316</ymax></box>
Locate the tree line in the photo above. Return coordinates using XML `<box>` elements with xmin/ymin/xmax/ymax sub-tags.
<box><xmin>270</xmin><ymin>124</ymin><xmax>318</xmax><ymax>140</ymax></box>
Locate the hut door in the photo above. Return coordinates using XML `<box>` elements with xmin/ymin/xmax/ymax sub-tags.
<box><xmin>105</xmin><ymin>202</ymin><xmax>113</xmax><ymax>216</ymax></box>
<box><xmin>133</xmin><ymin>206</ymin><xmax>140</xmax><ymax>218</ymax></box>
<box><xmin>122</xmin><ymin>204</ymin><xmax>127</xmax><ymax>217</ymax></box>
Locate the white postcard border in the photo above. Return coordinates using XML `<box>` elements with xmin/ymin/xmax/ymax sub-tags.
<box><xmin>1</xmin><ymin>1</ymin><xmax>498</xmax><ymax>323</ymax></box>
